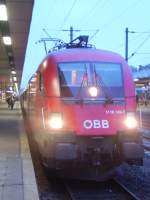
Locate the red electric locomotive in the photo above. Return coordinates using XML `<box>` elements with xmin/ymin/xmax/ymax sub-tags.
<box><xmin>21</xmin><ymin>36</ymin><xmax>143</xmax><ymax>180</ymax></box>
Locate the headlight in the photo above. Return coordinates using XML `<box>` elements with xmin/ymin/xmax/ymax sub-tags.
<box><xmin>88</xmin><ymin>86</ymin><xmax>98</xmax><ymax>97</ymax></box>
<box><xmin>48</xmin><ymin>113</ymin><xmax>63</xmax><ymax>129</ymax></box>
<box><xmin>124</xmin><ymin>112</ymin><xmax>137</xmax><ymax>129</ymax></box>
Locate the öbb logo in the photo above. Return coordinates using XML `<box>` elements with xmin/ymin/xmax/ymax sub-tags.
<box><xmin>83</xmin><ymin>120</ymin><xmax>109</xmax><ymax>129</ymax></box>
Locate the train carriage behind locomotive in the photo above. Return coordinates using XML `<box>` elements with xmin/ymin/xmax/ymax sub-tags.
<box><xmin>21</xmin><ymin>36</ymin><xmax>143</xmax><ymax>180</ymax></box>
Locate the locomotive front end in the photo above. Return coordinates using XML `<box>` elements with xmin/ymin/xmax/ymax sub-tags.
<box><xmin>55</xmin><ymin>60</ymin><xmax>143</xmax><ymax>168</ymax></box>
<box><xmin>37</xmin><ymin>56</ymin><xmax>141</xmax><ymax>181</ymax></box>
<box><xmin>34</xmin><ymin>49</ymin><xmax>143</xmax><ymax>180</ymax></box>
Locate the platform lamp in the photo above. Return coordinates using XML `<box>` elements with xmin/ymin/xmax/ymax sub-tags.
<box><xmin>0</xmin><ymin>3</ymin><xmax>12</xmax><ymax>45</ymax></box>
<box><xmin>0</xmin><ymin>4</ymin><xmax>8</xmax><ymax>21</ymax></box>
<box><xmin>2</xmin><ymin>35</ymin><xmax>12</xmax><ymax>45</ymax></box>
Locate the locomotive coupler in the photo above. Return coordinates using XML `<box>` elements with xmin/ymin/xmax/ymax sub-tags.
<box><xmin>84</xmin><ymin>147</ymin><xmax>114</xmax><ymax>167</ymax></box>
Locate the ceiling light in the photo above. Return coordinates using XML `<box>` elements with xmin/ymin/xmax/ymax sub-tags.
<box><xmin>3</xmin><ymin>36</ymin><xmax>12</xmax><ymax>45</ymax></box>
<box><xmin>13</xmin><ymin>77</ymin><xmax>17</xmax><ymax>81</ymax></box>
<box><xmin>9</xmin><ymin>86</ymin><xmax>13</xmax><ymax>91</ymax></box>
<box><xmin>11</xmin><ymin>70</ymin><xmax>16</xmax><ymax>75</ymax></box>
<box><xmin>0</xmin><ymin>5</ymin><xmax>8</xmax><ymax>21</ymax></box>
<box><xmin>14</xmin><ymin>83</ymin><xmax>19</xmax><ymax>93</ymax></box>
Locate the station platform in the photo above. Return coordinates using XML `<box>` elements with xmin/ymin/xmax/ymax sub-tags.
<box><xmin>0</xmin><ymin>101</ymin><xmax>39</xmax><ymax>200</ymax></box>
<box><xmin>137</xmin><ymin>105</ymin><xmax>150</xmax><ymax>112</ymax></box>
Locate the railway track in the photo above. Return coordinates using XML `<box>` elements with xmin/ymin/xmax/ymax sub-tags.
<box><xmin>143</xmin><ymin>130</ymin><xmax>150</xmax><ymax>151</ymax></box>
<box><xmin>64</xmin><ymin>179</ymin><xmax>140</xmax><ymax>200</ymax></box>
<box><xmin>114</xmin><ymin>178</ymin><xmax>141</xmax><ymax>200</ymax></box>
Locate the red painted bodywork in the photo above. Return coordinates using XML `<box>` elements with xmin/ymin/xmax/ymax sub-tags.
<box><xmin>36</xmin><ymin>48</ymin><xmax>136</xmax><ymax>136</ymax></box>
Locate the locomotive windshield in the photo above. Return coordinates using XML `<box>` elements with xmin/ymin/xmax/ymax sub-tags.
<box><xmin>58</xmin><ymin>62</ymin><xmax>124</xmax><ymax>100</ymax></box>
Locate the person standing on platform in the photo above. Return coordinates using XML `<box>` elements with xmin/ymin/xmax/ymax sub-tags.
<box><xmin>6</xmin><ymin>94</ymin><xmax>16</xmax><ymax>110</ymax></box>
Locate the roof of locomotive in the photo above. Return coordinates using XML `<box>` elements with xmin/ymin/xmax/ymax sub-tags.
<box><xmin>45</xmin><ymin>48</ymin><xmax>126</xmax><ymax>64</ymax></box>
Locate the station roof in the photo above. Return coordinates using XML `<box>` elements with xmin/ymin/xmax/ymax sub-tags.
<box><xmin>0</xmin><ymin>0</ymin><xmax>34</xmax><ymax>90</ymax></box>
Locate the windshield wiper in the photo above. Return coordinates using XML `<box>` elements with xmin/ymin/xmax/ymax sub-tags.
<box><xmin>74</xmin><ymin>98</ymin><xmax>84</xmax><ymax>104</ymax></box>
<box><xmin>105</xmin><ymin>95</ymin><xmax>114</xmax><ymax>104</ymax></box>
<box><xmin>94</xmin><ymin>66</ymin><xmax>114</xmax><ymax>104</ymax></box>
<box><xmin>75</xmin><ymin>65</ymin><xmax>88</xmax><ymax>104</ymax></box>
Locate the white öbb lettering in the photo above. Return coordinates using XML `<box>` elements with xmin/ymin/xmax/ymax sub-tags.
<box><xmin>83</xmin><ymin>120</ymin><xmax>109</xmax><ymax>129</ymax></box>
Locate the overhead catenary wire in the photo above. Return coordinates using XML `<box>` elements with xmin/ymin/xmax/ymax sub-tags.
<box><xmin>59</xmin><ymin>0</ymin><xmax>109</xmax><ymax>42</ymax></box>
<box><xmin>42</xmin><ymin>0</ymin><xmax>58</xmax><ymax>28</ymax></box>
<box><xmin>89</xmin><ymin>0</ymin><xmax>143</xmax><ymax>41</ymax></box>
<box><xmin>44</xmin><ymin>0</ymin><xmax>144</xmax><ymax>54</ymax></box>
<box><xmin>128</xmin><ymin>34</ymin><xmax>150</xmax><ymax>60</ymax></box>
<box><xmin>77</xmin><ymin>0</ymin><xmax>108</xmax><ymax>27</ymax></box>
<box><xmin>60</xmin><ymin>0</ymin><xmax>78</xmax><ymax>29</ymax></box>
<box><xmin>115</xmin><ymin>29</ymin><xmax>150</xmax><ymax>51</ymax></box>
<box><xmin>135</xmin><ymin>52</ymin><xmax>150</xmax><ymax>54</ymax></box>
<box><xmin>42</xmin><ymin>28</ymin><xmax>101</xmax><ymax>32</ymax></box>
<box><xmin>89</xmin><ymin>29</ymin><xmax>100</xmax><ymax>42</ymax></box>
<box><xmin>43</xmin><ymin>28</ymin><xmax>52</xmax><ymax>38</ymax></box>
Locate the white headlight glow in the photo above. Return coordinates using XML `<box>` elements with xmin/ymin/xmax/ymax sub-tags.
<box><xmin>89</xmin><ymin>86</ymin><xmax>98</xmax><ymax>97</ymax></box>
<box><xmin>125</xmin><ymin>112</ymin><xmax>137</xmax><ymax>129</ymax></box>
<box><xmin>48</xmin><ymin>113</ymin><xmax>63</xmax><ymax>129</ymax></box>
